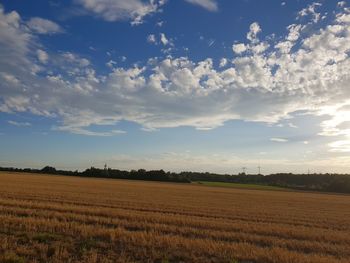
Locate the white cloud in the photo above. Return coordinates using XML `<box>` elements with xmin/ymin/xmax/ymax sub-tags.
<box><xmin>147</xmin><ymin>33</ymin><xmax>172</xmax><ymax>47</ymax></box>
<box><xmin>219</xmin><ymin>58</ymin><xmax>228</xmax><ymax>68</ymax></box>
<box><xmin>270</xmin><ymin>138</ymin><xmax>288</xmax><ymax>143</ymax></box>
<box><xmin>62</xmin><ymin>52</ymin><xmax>90</xmax><ymax>67</ymax></box>
<box><xmin>8</xmin><ymin>120</ymin><xmax>31</xmax><ymax>127</ymax></box>
<box><xmin>156</xmin><ymin>21</ymin><xmax>164</xmax><ymax>27</ymax></box>
<box><xmin>297</xmin><ymin>2</ymin><xmax>322</xmax><ymax>23</ymax></box>
<box><xmin>247</xmin><ymin>22</ymin><xmax>261</xmax><ymax>43</ymax></box>
<box><xmin>76</xmin><ymin>0</ymin><xmax>166</xmax><ymax>25</ymax></box>
<box><xmin>318</xmin><ymin>102</ymin><xmax>350</xmax><ymax>137</ymax></box>
<box><xmin>336</xmin><ymin>12</ymin><xmax>350</xmax><ymax>23</ymax></box>
<box><xmin>338</xmin><ymin>1</ymin><xmax>346</xmax><ymax>8</ymax></box>
<box><xmin>184</xmin><ymin>0</ymin><xmax>218</xmax><ymax>12</ymax></box>
<box><xmin>1</xmin><ymin>4</ymin><xmax>350</xmax><ymax>143</ymax></box>
<box><xmin>106</xmin><ymin>60</ymin><xmax>117</xmax><ymax>68</ymax></box>
<box><xmin>232</xmin><ymin>43</ymin><xmax>247</xmax><ymax>54</ymax></box>
<box><xmin>251</xmin><ymin>42</ymin><xmax>269</xmax><ymax>54</ymax></box>
<box><xmin>160</xmin><ymin>33</ymin><xmax>169</xmax><ymax>45</ymax></box>
<box><xmin>0</xmin><ymin>96</ymin><xmax>31</xmax><ymax>113</ymax></box>
<box><xmin>1</xmin><ymin>72</ymin><xmax>20</xmax><ymax>85</ymax></box>
<box><xmin>37</xmin><ymin>49</ymin><xmax>48</xmax><ymax>64</ymax></box>
<box><xmin>287</xmin><ymin>123</ymin><xmax>298</xmax><ymax>128</ymax></box>
<box><xmin>318</xmin><ymin>101</ymin><xmax>350</xmax><ymax>153</ymax></box>
<box><xmin>328</xmin><ymin>140</ymin><xmax>350</xmax><ymax>152</ymax></box>
<box><xmin>55</xmin><ymin>126</ymin><xmax>125</xmax><ymax>136</ymax></box>
<box><xmin>286</xmin><ymin>24</ymin><xmax>303</xmax><ymax>42</ymax></box>
<box><xmin>147</xmin><ymin>34</ymin><xmax>157</xmax><ymax>44</ymax></box>
<box><xmin>27</xmin><ymin>17</ymin><xmax>62</xmax><ymax>34</ymax></box>
<box><xmin>0</xmin><ymin>6</ymin><xmax>34</xmax><ymax>76</ymax></box>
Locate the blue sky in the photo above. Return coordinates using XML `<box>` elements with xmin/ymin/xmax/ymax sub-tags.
<box><xmin>0</xmin><ymin>0</ymin><xmax>350</xmax><ymax>174</ymax></box>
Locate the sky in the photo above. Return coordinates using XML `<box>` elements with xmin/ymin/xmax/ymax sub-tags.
<box><xmin>0</xmin><ymin>0</ymin><xmax>350</xmax><ymax>174</ymax></box>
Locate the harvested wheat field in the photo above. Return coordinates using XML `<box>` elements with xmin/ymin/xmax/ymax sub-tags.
<box><xmin>0</xmin><ymin>172</ymin><xmax>350</xmax><ymax>263</ymax></box>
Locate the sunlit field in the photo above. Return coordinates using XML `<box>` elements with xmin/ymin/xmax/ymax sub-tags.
<box><xmin>195</xmin><ymin>181</ymin><xmax>288</xmax><ymax>191</ymax></box>
<box><xmin>0</xmin><ymin>172</ymin><xmax>350</xmax><ymax>263</ymax></box>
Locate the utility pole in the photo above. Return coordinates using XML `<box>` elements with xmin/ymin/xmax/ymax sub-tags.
<box><xmin>104</xmin><ymin>163</ymin><xmax>109</xmax><ymax>176</ymax></box>
<box><xmin>258</xmin><ymin>165</ymin><xmax>261</xmax><ymax>175</ymax></box>
<box><xmin>242</xmin><ymin>167</ymin><xmax>247</xmax><ymax>175</ymax></box>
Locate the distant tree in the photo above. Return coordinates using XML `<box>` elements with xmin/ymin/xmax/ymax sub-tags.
<box><xmin>1</xmin><ymin>165</ymin><xmax>350</xmax><ymax>193</ymax></box>
<box><xmin>41</xmin><ymin>166</ymin><xmax>56</xmax><ymax>174</ymax></box>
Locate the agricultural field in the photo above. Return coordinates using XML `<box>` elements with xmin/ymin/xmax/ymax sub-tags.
<box><xmin>0</xmin><ymin>172</ymin><xmax>350</xmax><ymax>263</ymax></box>
<box><xmin>194</xmin><ymin>181</ymin><xmax>288</xmax><ymax>191</ymax></box>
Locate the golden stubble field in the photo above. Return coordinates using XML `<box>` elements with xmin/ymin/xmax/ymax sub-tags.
<box><xmin>0</xmin><ymin>172</ymin><xmax>349</xmax><ymax>263</ymax></box>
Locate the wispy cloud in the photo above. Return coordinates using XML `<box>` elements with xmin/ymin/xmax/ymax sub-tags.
<box><xmin>27</xmin><ymin>17</ymin><xmax>63</xmax><ymax>34</ymax></box>
<box><xmin>8</xmin><ymin>120</ymin><xmax>31</xmax><ymax>127</ymax></box>
<box><xmin>147</xmin><ymin>33</ymin><xmax>173</xmax><ymax>46</ymax></box>
<box><xmin>1</xmin><ymin>3</ymin><xmax>350</xmax><ymax>146</ymax></box>
<box><xmin>55</xmin><ymin>127</ymin><xmax>126</xmax><ymax>136</ymax></box>
<box><xmin>328</xmin><ymin>140</ymin><xmax>350</xmax><ymax>153</ymax></box>
<box><xmin>184</xmin><ymin>0</ymin><xmax>218</xmax><ymax>12</ymax></box>
<box><xmin>270</xmin><ymin>138</ymin><xmax>288</xmax><ymax>143</ymax></box>
<box><xmin>75</xmin><ymin>0</ymin><xmax>166</xmax><ymax>25</ymax></box>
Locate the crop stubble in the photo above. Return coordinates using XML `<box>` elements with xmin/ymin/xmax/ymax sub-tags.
<box><xmin>0</xmin><ymin>172</ymin><xmax>349</xmax><ymax>263</ymax></box>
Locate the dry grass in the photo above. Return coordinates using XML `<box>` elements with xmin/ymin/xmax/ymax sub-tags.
<box><xmin>0</xmin><ymin>172</ymin><xmax>349</xmax><ymax>263</ymax></box>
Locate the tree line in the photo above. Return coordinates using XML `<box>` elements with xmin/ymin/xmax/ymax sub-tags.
<box><xmin>1</xmin><ymin>166</ymin><xmax>350</xmax><ymax>194</ymax></box>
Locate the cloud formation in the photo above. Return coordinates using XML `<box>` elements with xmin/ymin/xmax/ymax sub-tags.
<box><xmin>75</xmin><ymin>0</ymin><xmax>166</xmax><ymax>25</ymax></box>
<box><xmin>147</xmin><ymin>33</ymin><xmax>173</xmax><ymax>46</ymax></box>
<box><xmin>184</xmin><ymin>0</ymin><xmax>218</xmax><ymax>12</ymax></box>
<box><xmin>0</xmin><ymin>2</ymin><xmax>350</xmax><ymax>152</ymax></box>
<box><xmin>27</xmin><ymin>17</ymin><xmax>63</xmax><ymax>34</ymax></box>
<box><xmin>270</xmin><ymin>138</ymin><xmax>288</xmax><ymax>143</ymax></box>
<box><xmin>8</xmin><ymin>120</ymin><xmax>31</xmax><ymax>127</ymax></box>
<box><xmin>37</xmin><ymin>49</ymin><xmax>49</xmax><ymax>64</ymax></box>
<box><xmin>297</xmin><ymin>2</ymin><xmax>322</xmax><ymax>23</ymax></box>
